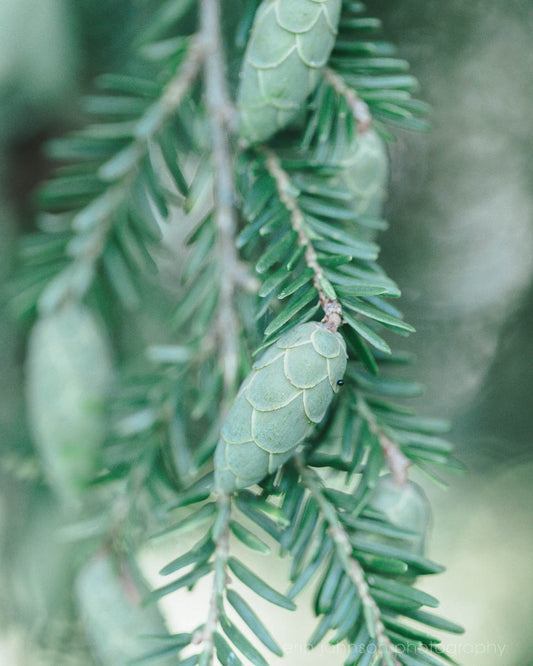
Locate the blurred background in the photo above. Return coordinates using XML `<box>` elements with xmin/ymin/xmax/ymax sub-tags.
<box><xmin>0</xmin><ymin>0</ymin><xmax>532</xmax><ymax>664</ymax></box>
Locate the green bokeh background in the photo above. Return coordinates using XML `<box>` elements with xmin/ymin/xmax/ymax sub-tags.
<box><xmin>0</xmin><ymin>1</ymin><xmax>532</xmax><ymax>663</ymax></box>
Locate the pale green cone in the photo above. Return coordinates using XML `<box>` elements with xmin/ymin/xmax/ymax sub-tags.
<box><xmin>26</xmin><ymin>303</ymin><xmax>112</xmax><ymax>504</ymax></box>
<box><xmin>367</xmin><ymin>474</ymin><xmax>430</xmax><ymax>557</ymax></box>
<box><xmin>76</xmin><ymin>554</ymin><xmax>174</xmax><ymax>666</ymax></box>
<box><xmin>215</xmin><ymin>321</ymin><xmax>347</xmax><ymax>492</ymax></box>
<box><xmin>339</xmin><ymin>129</ymin><xmax>389</xmax><ymax>219</ymax></box>
<box><xmin>237</xmin><ymin>0</ymin><xmax>342</xmax><ymax>143</ymax></box>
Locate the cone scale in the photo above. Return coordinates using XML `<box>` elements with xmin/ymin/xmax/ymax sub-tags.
<box><xmin>237</xmin><ymin>0</ymin><xmax>342</xmax><ymax>143</ymax></box>
<box><xmin>215</xmin><ymin>322</ymin><xmax>347</xmax><ymax>492</ymax></box>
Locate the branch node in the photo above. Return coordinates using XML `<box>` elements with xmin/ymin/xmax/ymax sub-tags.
<box><xmin>321</xmin><ymin>299</ymin><xmax>343</xmax><ymax>332</ymax></box>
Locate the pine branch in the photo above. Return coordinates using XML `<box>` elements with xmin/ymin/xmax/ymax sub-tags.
<box><xmin>295</xmin><ymin>455</ymin><xmax>400</xmax><ymax>665</ymax></box>
<box><xmin>193</xmin><ymin>495</ymin><xmax>231</xmax><ymax>666</ymax></box>
<box><xmin>192</xmin><ymin>3</ymin><xmax>241</xmax><ymax>663</ymax></box>
<box><xmin>201</xmin><ymin>0</ymin><xmax>240</xmax><ymax>400</ymax></box>
<box><xmin>37</xmin><ymin>35</ymin><xmax>206</xmax><ymax>314</ymax></box>
<box><xmin>16</xmin><ymin>3</ymin><xmax>464</xmax><ymax>666</ymax></box>
<box><xmin>357</xmin><ymin>394</ymin><xmax>411</xmax><ymax>485</ymax></box>
<box><xmin>323</xmin><ymin>67</ymin><xmax>372</xmax><ymax>134</ymax></box>
<box><xmin>263</xmin><ymin>149</ymin><xmax>342</xmax><ymax>333</ymax></box>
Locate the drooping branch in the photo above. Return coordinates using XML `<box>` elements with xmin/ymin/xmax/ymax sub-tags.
<box><xmin>323</xmin><ymin>67</ymin><xmax>372</xmax><ymax>134</ymax></box>
<box><xmin>192</xmin><ymin>1</ymin><xmax>240</xmax><ymax>662</ymax></box>
<box><xmin>201</xmin><ymin>0</ymin><xmax>240</xmax><ymax>400</ymax></box>
<box><xmin>264</xmin><ymin>150</ymin><xmax>342</xmax><ymax>333</ymax></box>
<box><xmin>193</xmin><ymin>495</ymin><xmax>231</xmax><ymax>666</ymax></box>
<box><xmin>100</xmin><ymin>34</ymin><xmax>206</xmax><ymax>179</ymax></box>
<box><xmin>295</xmin><ymin>456</ymin><xmax>400</xmax><ymax>665</ymax></box>
<box><xmin>357</xmin><ymin>395</ymin><xmax>410</xmax><ymax>485</ymax></box>
<box><xmin>40</xmin><ymin>38</ymin><xmax>206</xmax><ymax>314</ymax></box>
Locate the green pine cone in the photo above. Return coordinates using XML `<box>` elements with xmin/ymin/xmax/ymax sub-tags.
<box><xmin>368</xmin><ymin>474</ymin><xmax>430</xmax><ymax>557</ymax></box>
<box><xmin>339</xmin><ymin>129</ymin><xmax>389</xmax><ymax>219</ymax></box>
<box><xmin>76</xmin><ymin>554</ymin><xmax>174</xmax><ymax>666</ymax></box>
<box><xmin>215</xmin><ymin>321</ymin><xmax>347</xmax><ymax>492</ymax></box>
<box><xmin>237</xmin><ymin>0</ymin><xmax>342</xmax><ymax>144</ymax></box>
<box><xmin>26</xmin><ymin>303</ymin><xmax>112</xmax><ymax>504</ymax></box>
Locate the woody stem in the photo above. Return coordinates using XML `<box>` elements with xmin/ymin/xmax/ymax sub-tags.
<box><xmin>264</xmin><ymin>149</ymin><xmax>342</xmax><ymax>332</ymax></box>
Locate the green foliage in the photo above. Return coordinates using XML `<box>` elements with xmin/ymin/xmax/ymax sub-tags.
<box><xmin>326</xmin><ymin>1</ymin><xmax>431</xmax><ymax>137</ymax></box>
<box><xmin>7</xmin><ymin>0</ymin><xmax>465</xmax><ymax>665</ymax></box>
<box><xmin>8</xmin><ymin>33</ymin><xmax>197</xmax><ymax>319</ymax></box>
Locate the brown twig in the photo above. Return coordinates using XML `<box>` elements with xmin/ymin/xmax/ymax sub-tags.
<box><xmin>264</xmin><ymin>150</ymin><xmax>342</xmax><ymax>333</ymax></box>
<box><xmin>324</xmin><ymin>67</ymin><xmax>372</xmax><ymax>134</ymax></box>
<box><xmin>295</xmin><ymin>456</ymin><xmax>400</xmax><ymax>665</ymax></box>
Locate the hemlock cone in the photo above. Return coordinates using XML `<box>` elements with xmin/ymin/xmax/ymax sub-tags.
<box><xmin>25</xmin><ymin>303</ymin><xmax>112</xmax><ymax>503</ymax></box>
<box><xmin>215</xmin><ymin>321</ymin><xmax>347</xmax><ymax>492</ymax></box>
<box><xmin>237</xmin><ymin>0</ymin><xmax>342</xmax><ymax>143</ymax></box>
<box><xmin>368</xmin><ymin>473</ymin><xmax>431</xmax><ymax>556</ymax></box>
<box><xmin>75</xmin><ymin>554</ymin><xmax>174</xmax><ymax>666</ymax></box>
<box><xmin>339</xmin><ymin>129</ymin><xmax>389</xmax><ymax>219</ymax></box>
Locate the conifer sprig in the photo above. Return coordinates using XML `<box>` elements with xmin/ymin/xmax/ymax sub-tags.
<box><xmin>263</xmin><ymin>149</ymin><xmax>343</xmax><ymax>332</ymax></box>
<box><xmin>201</xmin><ymin>0</ymin><xmax>241</xmax><ymax>399</ymax></box>
<box><xmin>324</xmin><ymin>67</ymin><xmax>373</xmax><ymax>133</ymax></box>
<box><xmin>194</xmin><ymin>1</ymin><xmax>240</xmax><ymax>660</ymax></box>
<box><xmin>37</xmin><ymin>35</ymin><xmax>206</xmax><ymax>315</ymax></box>
<box><xmin>357</xmin><ymin>395</ymin><xmax>411</xmax><ymax>485</ymax></box>
<box><xmin>13</xmin><ymin>1</ymin><xmax>465</xmax><ymax>665</ymax></box>
<box><xmin>295</xmin><ymin>455</ymin><xmax>400</xmax><ymax>665</ymax></box>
